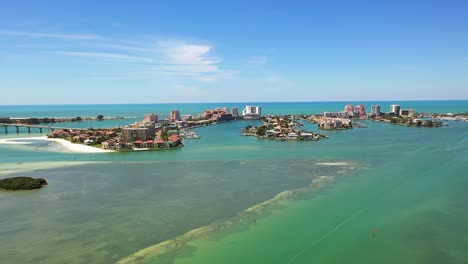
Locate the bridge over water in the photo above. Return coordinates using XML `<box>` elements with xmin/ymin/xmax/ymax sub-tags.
<box><xmin>0</xmin><ymin>123</ymin><xmax>87</xmax><ymax>134</ymax></box>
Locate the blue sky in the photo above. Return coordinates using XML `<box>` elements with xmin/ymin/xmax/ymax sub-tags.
<box><xmin>1</xmin><ymin>0</ymin><xmax>468</xmax><ymax>104</ymax></box>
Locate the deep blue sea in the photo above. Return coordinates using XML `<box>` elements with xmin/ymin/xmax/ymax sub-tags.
<box><xmin>1</xmin><ymin>100</ymin><xmax>467</xmax><ymax>119</ymax></box>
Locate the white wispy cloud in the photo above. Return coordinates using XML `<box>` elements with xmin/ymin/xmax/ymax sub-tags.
<box><xmin>157</xmin><ymin>41</ymin><xmax>220</xmax><ymax>65</ymax></box>
<box><xmin>52</xmin><ymin>51</ymin><xmax>155</xmax><ymax>63</ymax></box>
<box><xmin>8</xmin><ymin>30</ymin><xmax>230</xmax><ymax>82</ymax></box>
<box><xmin>248</xmin><ymin>55</ymin><xmax>270</xmax><ymax>65</ymax></box>
<box><xmin>0</xmin><ymin>31</ymin><xmax>101</xmax><ymax>40</ymax></box>
<box><xmin>96</xmin><ymin>44</ymin><xmax>160</xmax><ymax>54</ymax></box>
<box><xmin>155</xmin><ymin>41</ymin><xmax>226</xmax><ymax>81</ymax></box>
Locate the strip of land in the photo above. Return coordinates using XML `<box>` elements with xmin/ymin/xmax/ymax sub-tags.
<box><xmin>0</xmin><ymin>137</ymin><xmax>115</xmax><ymax>153</ymax></box>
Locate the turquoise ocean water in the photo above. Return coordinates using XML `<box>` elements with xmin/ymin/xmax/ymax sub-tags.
<box><xmin>0</xmin><ymin>100</ymin><xmax>467</xmax><ymax>264</ymax></box>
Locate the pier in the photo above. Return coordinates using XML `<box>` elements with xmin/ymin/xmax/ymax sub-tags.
<box><xmin>0</xmin><ymin>123</ymin><xmax>86</xmax><ymax>134</ymax></box>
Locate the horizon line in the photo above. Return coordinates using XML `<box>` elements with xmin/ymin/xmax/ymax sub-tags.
<box><xmin>0</xmin><ymin>99</ymin><xmax>467</xmax><ymax>107</ymax></box>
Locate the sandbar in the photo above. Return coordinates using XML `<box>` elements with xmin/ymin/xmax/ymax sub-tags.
<box><xmin>0</xmin><ymin>136</ymin><xmax>114</xmax><ymax>153</ymax></box>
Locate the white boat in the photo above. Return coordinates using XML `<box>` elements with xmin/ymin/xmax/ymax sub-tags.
<box><xmin>133</xmin><ymin>148</ymin><xmax>149</xmax><ymax>151</ymax></box>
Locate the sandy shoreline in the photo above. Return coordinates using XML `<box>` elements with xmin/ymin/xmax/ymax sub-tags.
<box><xmin>0</xmin><ymin>136</ymin><xmax>115</xmax><ymax>153</ymax></box>
<box><xmin>0</xmin><ymin>161</ymin><xmax>108</xmax><ymax>176</ymax></box>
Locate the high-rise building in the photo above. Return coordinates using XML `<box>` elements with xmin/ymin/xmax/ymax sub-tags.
<box><xmin>390</xmin><ymin>104</ymin><xmax>401</xmax><ymax>115</ymax></box>
<box><xmin>232</xmin><ymin>107</ymin><xmax>239</xmax><ymax>117</ymax></box>
<box><xmin>144</xmin><ymin>113</ymin><xmax>159</xmax><ymax>123</ymax></box>
<box><xmin>371</xmin><ymin>105</ymin><xmax>381</xmax><ymax>116</ymax></box>
<box><xmin>344</xmin><ymin>104</ymin><xmax>354</xmax><ymax>112</ymax></box>
<box><xmin>242</xmin><ymin>105</ymin><xmax>262</xmax><ymax>119</ymax></box>
<box><xmin>355</xmin><ymin>104</ymin><xmax>366</xmax><ymax>117</ymax></box>
<box><xmin>169</xmin><ymin>110</ymin><xmax>180</xmax><ymax>122</ymax></box>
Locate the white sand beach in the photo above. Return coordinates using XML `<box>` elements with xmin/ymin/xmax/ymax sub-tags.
<box><xmin>0</xmin><ymin>136</ymin><xmax>115</xmax><ymax>153</ymax></box>
<box><xmin>0</xmin><ymin>161</ymin><xmax>108</xmax><ymax>176</ymax></box>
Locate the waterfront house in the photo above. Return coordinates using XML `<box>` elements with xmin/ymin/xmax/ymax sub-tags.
<box><xmin>266</xmin><ymin>130</ymin><xmax>278</xmax><ymax>137</ymax></box>
<box><xmin>156</xmin><ymin>139</ymin><xmax>165</xmax><ymax>148</ymax></box>
<box><xmin>168</xmin><ymin>135</ymin><xmax>181</xmax><ymax>147</ymax></box>
<box><xmin>167</xmin><ymin>130</ymin><xmax>179</xmax><ymax>136</ymax></box>
<box><xmin>287</xmin><ymin>132</ymin><xmax>299</xmax><ymax>140</ymax></box>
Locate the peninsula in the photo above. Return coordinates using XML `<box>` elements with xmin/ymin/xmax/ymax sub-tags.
<box><xmin>45</xmin><ymin>106</ymin><xmax>243</xmax><ymax>152</ymax></box>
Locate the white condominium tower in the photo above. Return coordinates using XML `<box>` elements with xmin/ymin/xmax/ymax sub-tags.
<box><xmin>242</xmin><ymin>105</ymin><xmax>262</xmax><ymax>120</ymax></box>
<box><xmin>371</xmin><ymin>105</ymin><xmax>381</xmax><ymax>116</ymax></box>
<box><xmin>390</xmin><ymin>104</ymin><xmax>401</xmax><ymax>115</ymax></box>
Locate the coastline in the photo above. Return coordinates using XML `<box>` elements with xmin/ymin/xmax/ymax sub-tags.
<box><xmin>0</xmin><ymin>136</ymin><xmax>115</xmax><ymax>153</ymax></box>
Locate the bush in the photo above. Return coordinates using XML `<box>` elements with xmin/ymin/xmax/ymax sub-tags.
<box><xmin>256</xmin><ymin>126</ymin><xmax>267</xmax><ymax>136</ymax></box>
<box><xmin>0</xmin><ymin>177</ymin><xmax>48</xmax><ymax>190</ymax></box>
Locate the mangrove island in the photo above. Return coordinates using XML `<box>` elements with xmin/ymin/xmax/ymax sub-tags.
<box><xmin>0</xmin><ymin>177</ymin><xmax>48</xmax><ymax>191</ymax></box>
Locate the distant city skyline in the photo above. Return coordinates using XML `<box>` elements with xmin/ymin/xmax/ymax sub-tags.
<box><xmin>1</xmin><ymin>0</ymin><xmax>468</xmax><ymax>104</ymax></box>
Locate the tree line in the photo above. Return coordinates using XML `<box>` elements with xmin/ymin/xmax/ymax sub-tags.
<box><xmin>1</xmin><ymin>115</ymin><xmax>105</xmax><ymax>125</ymax></box>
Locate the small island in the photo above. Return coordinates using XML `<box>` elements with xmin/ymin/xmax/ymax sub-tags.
<box><xmin>316</xmin><ymin>103</ymin><xmax>448</xmax><ymax>128</ymax></box>
<box><xmin>0</xmin><ymin>177</ymin><xmax>48</xmax><ymax>191</ymax></box>
<box><xmin>370</xmin><ymin>116</ymin><xmax>445</xmax><ymax>127</ymax></box>
<box><xmin>241</xmin><ymin>115</ymin><xmax>327</xmax><ymax>141</ymax></box>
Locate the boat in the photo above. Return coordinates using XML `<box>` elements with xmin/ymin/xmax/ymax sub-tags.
<box><xmin>133</xmin><ymin>148</ymin><xmax>149</xmax><ymax>151</ymax></box>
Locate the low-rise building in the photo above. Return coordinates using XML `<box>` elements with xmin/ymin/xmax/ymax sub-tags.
<box><xmin>399</xmin><ymin>109</ymin><xmax>415</xmax><ymax>117</ymax></box>
<box><xmin>318</xmin><ymin>118</ymin><xmax>351</xmax><ymax>130</ymax></box>
<box><xmin>144</xmin><ymin>113</ymin><xmax>159</xmax><ymax>123</ymax></box>
<box><xmin>181</xmin><ymin>115</ymin><xmax>193</xmax><ymax>121</ymax></box>
<box><xmin>204</xmin><ymin>107</ymin><xmax>235</xmax><ymax>121</ymax></box>
<box><xmin>121</xmin><ymin>122</ymin><xmax>155</xmax><ymax>141</ymax></box>
<box><xmin>287</xmin><ymin>132</ymin><xmax>299</xmax><ymax>140</ymax></box>
<box><xmin>323</xmin><ymin>111</ymin><xmax>350</xmax><ymax>118</ymax></box>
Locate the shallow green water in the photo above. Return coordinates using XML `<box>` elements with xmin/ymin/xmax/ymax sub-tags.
<box><xmin>162</xmin><ymin>122</ymin><xmax>468</xmax><ymax>264</ymax></box>
<box><xmin>0</xmin><ymin>160</ymin><xmax>354</xmax><ymax>264</ymax></box>
<box><xmin>1</xmin><ymin>102</ymin><xmax>467</xmax><ymax>264</ymax></box>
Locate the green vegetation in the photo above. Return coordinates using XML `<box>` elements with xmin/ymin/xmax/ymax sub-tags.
<box><xmin>256</xmin><ymin>125</ymin><xmax>267</xmax><ymax>136</ymax></box>
<box><xmin>371</xmin><ymin>115</ymin><xmax>444</xmax><ymax>127</ymax></box>
<box><xmin>0</xmin><ymin>177</ymin><xmax>48</xmax><ymax>191</ymax></box>
<box><xmin>0</xmin><ymin>117</ymin><xmax>57</xmax><ymax>124</ymax></box>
